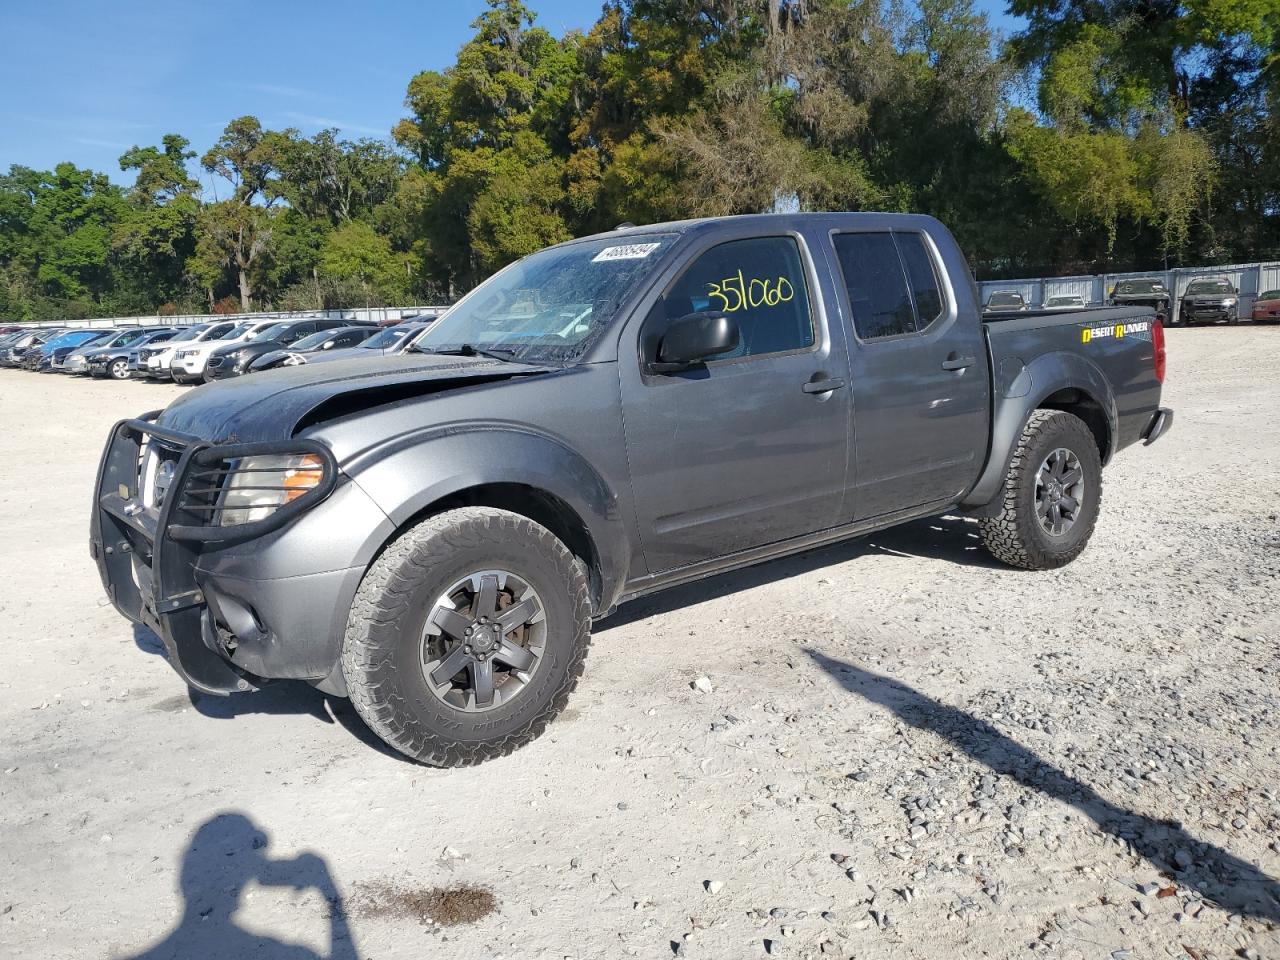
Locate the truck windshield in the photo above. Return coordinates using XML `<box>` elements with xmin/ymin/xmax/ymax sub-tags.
<box><xmin>414</xmin><ymin>234</ymin><xmax>678</xmax><ymax>363</ymax></box>
<box><xmin>1186</xmin><ymin>280</ymin><xmax>1232</xmax><ymax>294</ymax></box>
<box><xmin>1115</xmin><ymin>280</ymin><xmax>1164</xmax><ymax>294</ymax></box>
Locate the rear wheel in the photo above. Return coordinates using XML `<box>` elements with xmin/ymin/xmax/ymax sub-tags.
<box><xmin>341</xmin><ymin>507</ymin><xmax>591</xmax><ymax>766</ymax></box>
<box><xmin>979</xmin><ymin>410</ymin><xmax>1102</xmax><ymax>570</ymax></box>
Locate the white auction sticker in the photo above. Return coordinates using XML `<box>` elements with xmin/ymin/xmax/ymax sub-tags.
<box><xmin>592</xmin><ymin>243</ymin><xmax>662</xmax><ymax>262</ymax></box>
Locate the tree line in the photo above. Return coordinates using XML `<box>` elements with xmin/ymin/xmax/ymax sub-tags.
<box><xmin>1</xmin><ymin>0</ymin><xmax>1276</xmax><ymax>321</ymax></box>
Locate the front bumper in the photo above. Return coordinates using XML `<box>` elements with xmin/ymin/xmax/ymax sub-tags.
<box><xmin>1182</xmin><ymin>304</ymin><xmax>1235</xmax><ymax>321</ymax></box>
<box><xmin>172</xmin><ymin>354</ymin><xmax>207</xmax><ymax>378</ymax></box>
<box><xmin>203</xmin><ymin>357</ymin><xmax>244</xmax><ymax>380</ymax></box>
<box><xmin>91</xmin><ymin>414</ymin><xmax>391</xmax><ymax>695</ymax></box>
<box><xmin>65</xmin><ymin>355</ymin><xmax>90</xmax><ymax>373</ymax></box>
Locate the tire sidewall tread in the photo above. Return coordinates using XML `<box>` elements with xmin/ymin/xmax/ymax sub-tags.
<box><xmin>979</xmin><ymin>409</ymin><xmax>1103</xmax><ymax>570</ymax></box>
<box><xmin>341</xmin><ymin>507</ymin><xmax>591</xmax><ymax>767</ymax></box>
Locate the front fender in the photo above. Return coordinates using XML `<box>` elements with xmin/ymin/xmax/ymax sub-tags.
<box><xmin>340</xmin><ymin>422</ymin><xmax>631</xmax><ymax>611</ymax></box>
<box><xmin>962</xmin><ymin>350</ymin><xmax>1117</xmax><ymax>510</ymax></box>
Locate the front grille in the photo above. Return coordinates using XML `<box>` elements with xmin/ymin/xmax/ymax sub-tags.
<box><xmin>206</xmin><ymin>356</ymin><xmax>224</xmax><ymax>369</ymax></box>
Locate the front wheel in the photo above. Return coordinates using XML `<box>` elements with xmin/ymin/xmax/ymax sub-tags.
<box><xmin>979</xmin><ymin>410</ymin><xmax>1102</xmax><ymax>570</ymax></box>
<box><xmin>108</xmin><ymin>358</ymin><xmax>129</xmax><ymax>380</ymax></box>
<box><xmin>341</xmin><ymin>507</ymin><xmax>592</xmax><ymax>766</ymax></box>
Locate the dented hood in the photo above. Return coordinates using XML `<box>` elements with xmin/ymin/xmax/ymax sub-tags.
<box><xmin>157</xmin><ymin>353</ymin><xmax>554</xmax><ymax>443</ymax></box>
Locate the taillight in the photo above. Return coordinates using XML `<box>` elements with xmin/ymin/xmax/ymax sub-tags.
<box><xmin>1152</xmin><ymin>318</ymin><xmax>1166</xmax><ymax>383</ymax></box>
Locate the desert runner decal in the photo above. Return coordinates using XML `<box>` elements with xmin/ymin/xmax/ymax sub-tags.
<box><xmin>1082</xmin><ymin>319</ymin><xmax>1151</xmax><ymax>344</ymax></box>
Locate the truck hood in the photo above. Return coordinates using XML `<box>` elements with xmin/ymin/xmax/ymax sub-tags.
<box><xmin>157</xmin><ymin>353</ymin><xmax>556</xmax><ymax>444</ymax></box>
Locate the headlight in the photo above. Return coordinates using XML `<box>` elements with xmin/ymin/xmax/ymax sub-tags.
<box><xmin>219</xmin><ymin>453</ymin><xmax>326</xmax><ymax>526</ymax></box>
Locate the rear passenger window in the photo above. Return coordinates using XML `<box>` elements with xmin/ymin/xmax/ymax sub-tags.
<box><xmin>653</xmin><ymin>236</ymin><xmax>814</xmax><ymax>359</ymax></box>
<box><xmin>833</xmin><ymin>233</ymin><xmax>915</xmax><ymax>339</ymax></box>
<box><xmin>895</xmin><ymin>233</ymin><xmax>944</xmax><ymax>327</ymax></box>
<box><xmin>833</xmin><ymin>231</ymin><xmax>947</xmax><ymax>339</ymax></box>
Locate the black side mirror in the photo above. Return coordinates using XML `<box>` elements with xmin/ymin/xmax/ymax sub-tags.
<box><xmin>650</xmin><ymin>312</ymin><xmax>739</xmax><ymax>373</ymax></box>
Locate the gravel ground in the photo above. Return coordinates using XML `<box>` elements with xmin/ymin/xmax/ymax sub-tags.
<box><xmin>0</xmin><ymin>327</ymin><xmax>1277</xmax><ymax>960</ymax></box>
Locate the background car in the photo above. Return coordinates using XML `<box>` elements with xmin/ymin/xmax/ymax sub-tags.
<box><xmin>23</xmin><ymin>329</ymin><xmax>107</xmax><ymax>371</ymax></box>
<box><xmin>302</xmin><ymin>318</ymin><xmax>437</xmax><ymax>365</ymax></box>
<box><xmin>376</xmin><ymin>310</ymin><xmax>441</xmax><ymax>328</ymax></box>
<box><xmin>1044</xmin><ymin>294</ymin><xmax>1086</xmax><ymax>310</ymax></box>
<box><xmin>1250</xmin><ymin>289</ymin><xmax>1280</xmax><ymax>323</ymax></box>
<box><xmin>140</xmin><ymin>321</ymin><xmax>239</xmax><ymax>380</ymax></box>
<box><xmin>63</xmin><ymin>327</ymin><xmax>163</xmax><ymax>374</ymax></box>
<box><xmin>1180</xmin><ymin>277</ymin><xmax>1239</xmax><ymax>325</ymax></box>
<box><xmin>48</xmin><ymin>329</ymin><xmax>119</xmax><ymax>371</ymax></box>
<box><xmin>1109</xmin><ymin>277</ymin><xmax>1171</xmax><ymax>322</ymax></box>
<box><xmin>247</xmin><ymin>326</ymin><xmax>381</xmax><ymax>371</ymax></box>
<box><xmin>169</xmin><ymin>319</ymin><xmax>284</xmax><ymax>383</ymax></box>
<box><xmin>204</xmin><ymin>318</ymin><xmax>358</xmax><ymax>380</ymax></box>
<box><xmin>87</xmin><ymin>327</ymin><xmax>186</xmax><ymax>379</ymax></box>
<box><xmin>984</xmin><ymin>291</ymin><xmax>1027</xmax><ymax>313</ymax></box>
<box><xmin>2</xmin><ymin>329</ymin><xmax>64</xmax><ymax>367</ymax></box>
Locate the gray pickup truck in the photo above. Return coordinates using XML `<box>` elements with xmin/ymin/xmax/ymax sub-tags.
<box><xmin>92</xmin><ymin>213</ymin><xmax>1172</xmax><ymax>766</ymax></box>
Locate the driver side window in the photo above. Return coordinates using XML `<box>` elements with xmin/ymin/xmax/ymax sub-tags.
<box><xmin>649</xmin><ymin>236</ymin><xmax>815</xmax><ymax>360</ymax></box>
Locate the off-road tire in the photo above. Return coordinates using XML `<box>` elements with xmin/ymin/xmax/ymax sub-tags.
<box><xmin>979</xmin><ymin>409</ymin><xmax>1102</xmax><ymax>570</ymax></box>
<box><xmin>341</xmin><ymin>507</ymin><xmax>591</xmax><ymax>766</ymax></box>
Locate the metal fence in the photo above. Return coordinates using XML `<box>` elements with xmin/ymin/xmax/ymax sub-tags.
<box><xmin>978</xmin><ymin>262</ymin><xmax>1280</xmax><ymax>323</ymax></box>
<box><xmin>18</xmin><ymin>305</ymin><xmax>448</xmax><ymax>330</ymax></box>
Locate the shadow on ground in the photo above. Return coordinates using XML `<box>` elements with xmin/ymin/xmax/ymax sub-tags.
<box><xmin>600</xmin><ymin>515</ymin><xmax>1002</xmax><ymax>631</ymax></box>
<box><xmin>132</xmin><ymin>624</ymin><xmax>413</xmax><ymax>764</ymax></box>
<box><xmin>808</xmin><ymin>651</ymin><xmax>1280</xmax><ymax>925</ymax></box>
<box><xmin>120</xmin><ymin>812</ymin><xmax>358</xmax><ymax>960</ymax></box>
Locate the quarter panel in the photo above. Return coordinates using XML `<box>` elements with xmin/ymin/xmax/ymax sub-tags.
<box><xmin>310</xmin><ymin>365</ymin><xmax>636</xmax><ymax>608</ymax></box>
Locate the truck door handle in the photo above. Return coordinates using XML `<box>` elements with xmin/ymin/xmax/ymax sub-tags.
<box><xmin>941</xmin><ymin>353</ymin><xmax>975</xmax><ymax>371</ymax></box>
<box><xmin>802</xmin><ymin>377</ymin><xmax>846</xmax><ymax>394</ymax></box>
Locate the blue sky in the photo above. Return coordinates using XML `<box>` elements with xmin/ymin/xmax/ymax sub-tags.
<box><xmin>0</xmin><ymin>0</ymin><xmax>1022</xmax><ymax>187</ymax></box>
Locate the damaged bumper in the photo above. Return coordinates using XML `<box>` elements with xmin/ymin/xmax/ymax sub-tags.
<box><xmin>90</xmin><ymin>413</ymin><xmax>392</xmax><ymax>695</ymax></box>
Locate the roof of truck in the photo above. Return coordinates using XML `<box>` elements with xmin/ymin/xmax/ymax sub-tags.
<box><xmin>572</xmin><ymin>211</ymin><xmax>946</xmax><ymax>244</ymax></box>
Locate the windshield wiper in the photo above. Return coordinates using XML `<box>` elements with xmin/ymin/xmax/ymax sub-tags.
<box><xmin>419</xmin><ymin>343</ymin><xmax>520</xmax><ymax>363</ymax></box>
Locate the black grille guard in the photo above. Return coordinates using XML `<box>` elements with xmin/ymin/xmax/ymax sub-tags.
<box><xmin>90</xmin><ymin>410</ymin><xmax>337</xmax><ymax>694</ymax></box>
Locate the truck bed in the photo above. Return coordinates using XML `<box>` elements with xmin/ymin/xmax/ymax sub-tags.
<box><xmin>982</xmin><ymin>305</ymin><xmax>1162</xmax><ymax>461</ymax></box>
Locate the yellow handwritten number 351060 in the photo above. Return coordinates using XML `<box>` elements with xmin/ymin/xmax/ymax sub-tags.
<box><xmin>707</xmin><ymin>271</ymin><xmax>795</xmax><ymax>313</ymax></box>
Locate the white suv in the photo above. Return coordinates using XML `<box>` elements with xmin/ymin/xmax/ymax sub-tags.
<box><xmin>169</xmin><ymin>320</ymin><xmax>282</xmax><ymax>384</ymax></box>
<box><xmin>142</xmin><ymin>321</ymin><xmax>238</xmax><ymax>380</ymax></box>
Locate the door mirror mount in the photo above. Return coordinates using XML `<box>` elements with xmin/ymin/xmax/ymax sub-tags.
<box><xmin>649</xmin><ymin>312</ymin><xmax>739</xmax><ymax>374</ymax></box>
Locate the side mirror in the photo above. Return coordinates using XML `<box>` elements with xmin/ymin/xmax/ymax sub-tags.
<box><xmin>650</xmin><ymin>312</ymin><xmax>739</xmax><ymax>373</ymax></box>
<box><xmin>321</xmin><ymin>341</ymin><xmax>335</xmax><ymax>350</ymax></box>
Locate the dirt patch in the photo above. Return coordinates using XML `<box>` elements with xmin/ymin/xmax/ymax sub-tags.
<box><xmin>356</xmin><ymin>882</ymin><xmax>498</xmax><ymax>927</ymax></box>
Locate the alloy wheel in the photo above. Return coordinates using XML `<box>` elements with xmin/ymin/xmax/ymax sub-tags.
<box><xmin>420</xmin><ymin>570</ymin><xmax>547</xmax><ymax>712</ymax></box>
<box><xmin>1035</xmin><ymin>447</ymin><xmax>1085</xmax><ymax>536</ymax></box>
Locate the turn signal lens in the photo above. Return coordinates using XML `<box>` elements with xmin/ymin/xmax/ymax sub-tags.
<box><xmin>282</xmin><ymin>454</ymin><xmax>324</xmax><ymax>503</ymax></box>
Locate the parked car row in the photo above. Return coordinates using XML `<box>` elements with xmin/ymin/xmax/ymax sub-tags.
<box><xmin>982</xmin><ymin>275</ymin><xmax>1278</xmax><ymax>325</ymax></box>
<box><xmin>0</xmin><ymin>314</ymin><xmax>439</xmax><ymax>383</ymax></box>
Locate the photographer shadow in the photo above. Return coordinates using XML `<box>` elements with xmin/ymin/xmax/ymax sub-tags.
<box><xmin>121</xmin><ymin>812</ymin><xmax>358</xmax><ymax>960</ymax></box>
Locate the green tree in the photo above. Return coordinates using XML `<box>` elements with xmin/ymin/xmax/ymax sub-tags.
<box><xmin>317</xmin><ymin>221</ymin><xmax>410</xmax><ymax>305</ymax></box>
<box><xmin>113</xmin><ymin>135</ymin><xmax>201</xmax><ymax>310</ymax></box>
<box><xmin>198</xmin><ymin>116</ymin><xmax>287</xmax><ymax>309</ymax></box>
